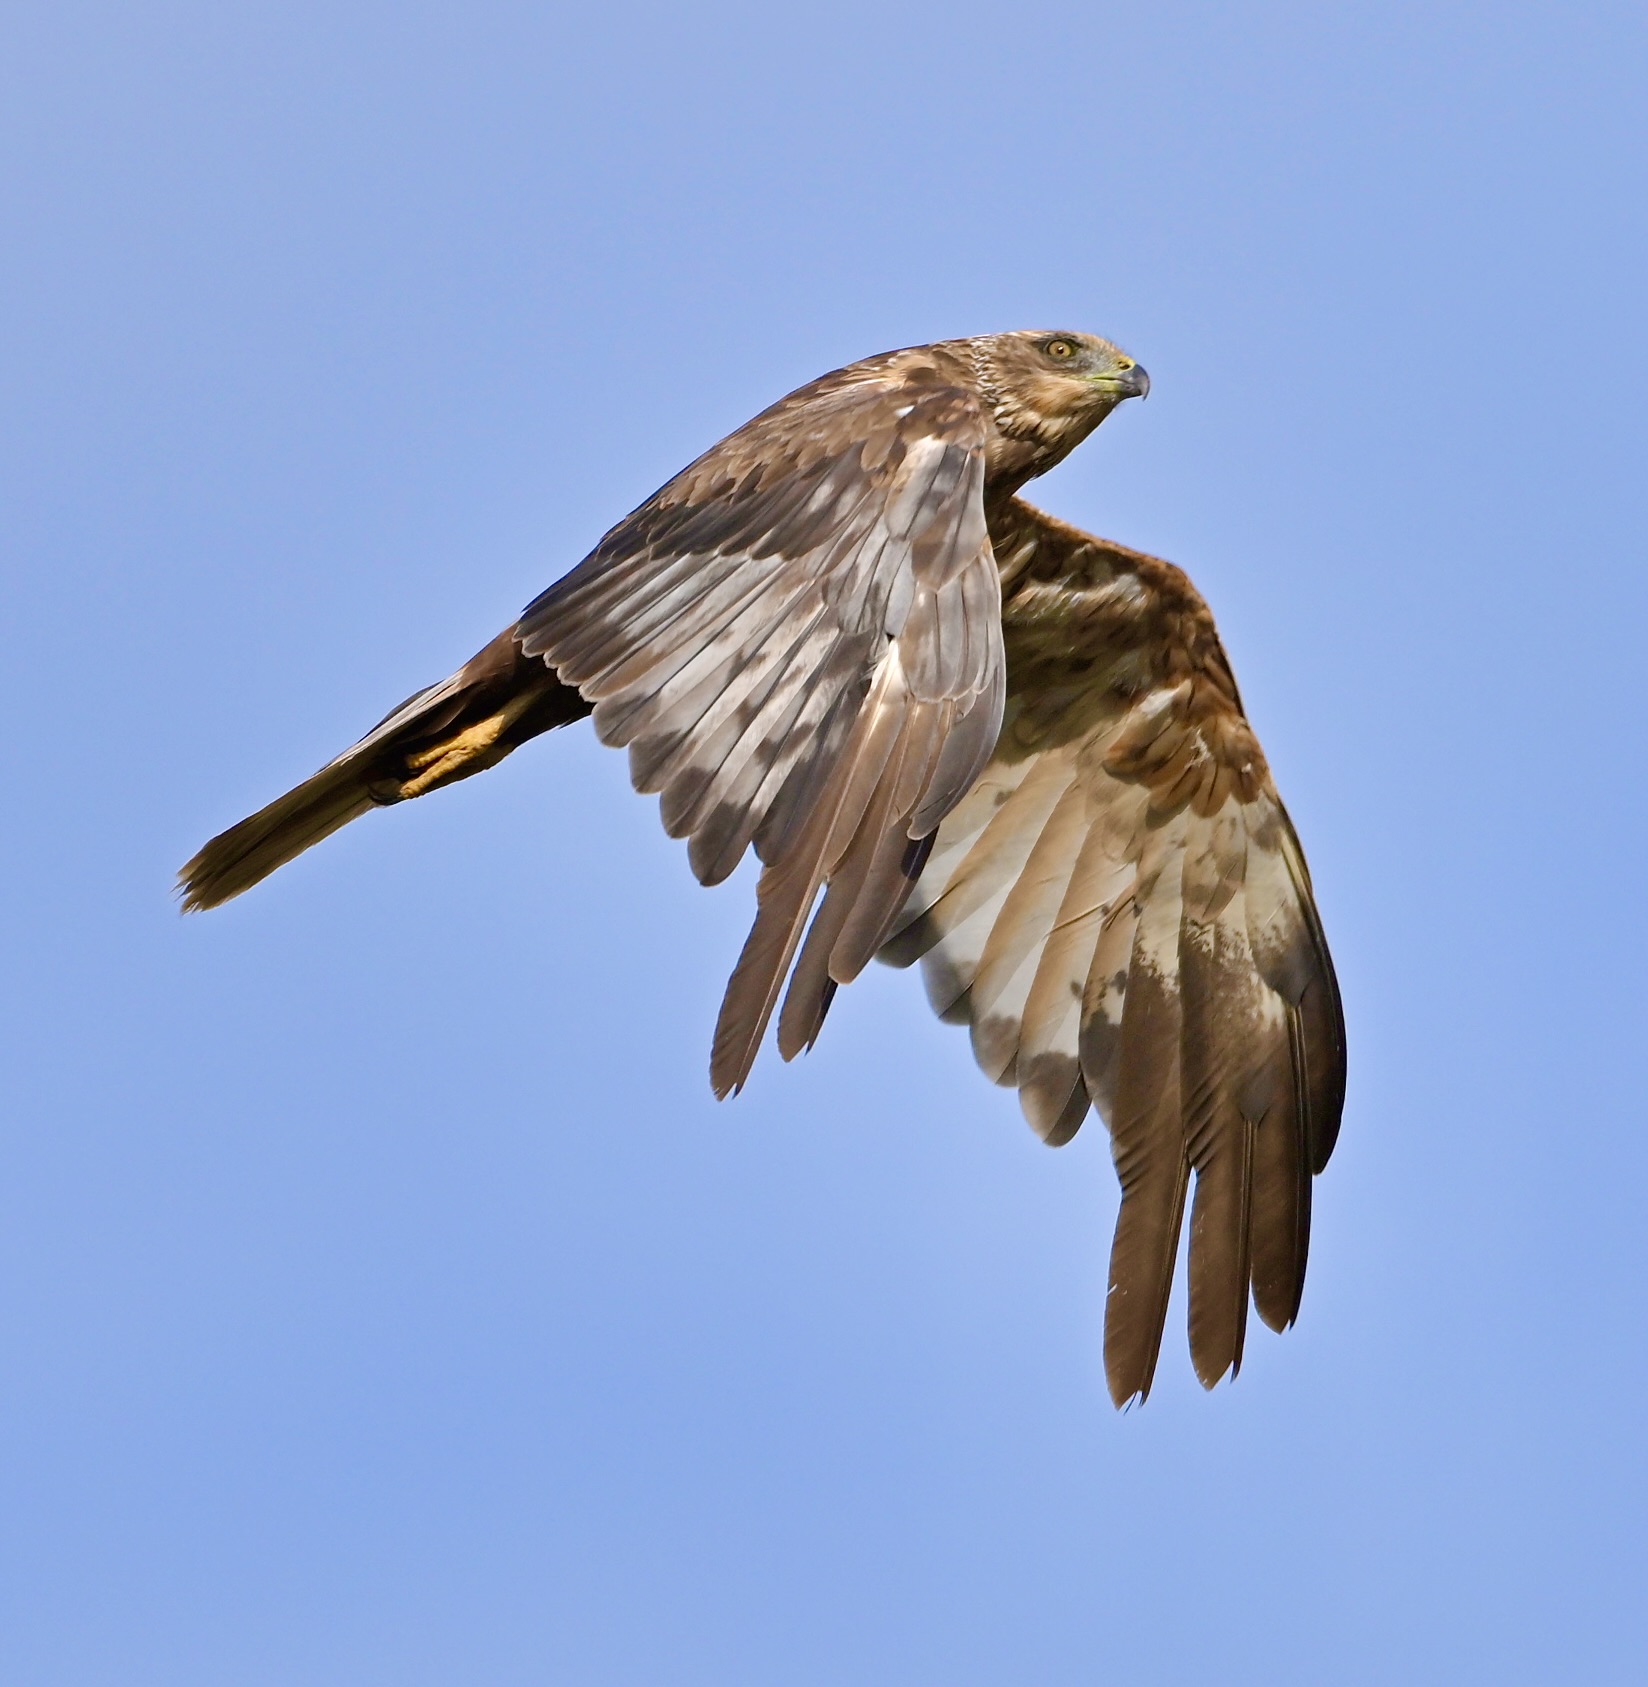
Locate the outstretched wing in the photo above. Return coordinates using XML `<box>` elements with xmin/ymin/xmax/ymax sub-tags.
<box><xmin>517</xmin><ymin>353</ymin><xmax>1005</xmax><ymax>1097</ymax></box>
<box><xmin>881</xmin><ymin>499</ymin><xmax>1345</xmax><ymax>1406</ymax></box>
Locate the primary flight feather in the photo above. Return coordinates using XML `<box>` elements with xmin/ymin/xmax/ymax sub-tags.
<box><xmin>181</xmin><ymin>330</ymin><xmax>1345</xmax><ymax>1406</ymax></box>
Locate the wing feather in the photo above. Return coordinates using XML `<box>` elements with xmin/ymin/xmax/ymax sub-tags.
<box><xmin>1103</xmin><ymin>815</ymin><xmax>1191</xmax><ymax>1405</ymax></box>
<box><xmin>880</xmin><ymin>497</ymin><xmax>1345</xmax><ymax>1403</ymax></box>
<box><xmin>517</xmin><ymin>355</ymin><xmax>1005</xmax><ymax>1094</ymax></box>
<box><xmin>966</xmin><ymin>779</ymin><xmax>1092</xmax><ymax>1084</ymax></box>
<box><xmin>1017</xmin><ymin>831</ymin><xmax>1133</xmax><ymax>1145</ymax></box>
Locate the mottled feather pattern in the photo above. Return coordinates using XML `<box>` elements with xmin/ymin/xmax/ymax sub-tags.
<box><xmin>515</xmin><ymin>352</ymin><xmax>1005</xmax><ymax>1097</ymax></box>
<box><xmin>179</xmin><ymin>331</ymin><xmax>1342</xmax><ymax>1407</ymax></box>
<box><xmin>882</xmin><ymin>498</ymin><xmax>1344</xmax><ymax>1404</ymax></box>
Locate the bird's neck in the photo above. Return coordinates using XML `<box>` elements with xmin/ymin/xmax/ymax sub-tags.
<box><xmin>981</xmin><ymin>416</ymin><xmax>1101</xmax><ymax>500</ymax></box>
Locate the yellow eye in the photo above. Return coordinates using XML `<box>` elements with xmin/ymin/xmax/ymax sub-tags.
<box><xmin>1045</xmin><ymin>338</ymin><xmax>1077</xmax><ymax>360</ymax></box>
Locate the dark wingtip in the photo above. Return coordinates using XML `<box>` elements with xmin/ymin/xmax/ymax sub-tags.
<box><xmin>708</xmin><ymin>1039</ymin><xmax>753</xmax><ymax>1101</ymax></box>
<box><xmin>1108</xmin><ymin>1376</ymin><xmax>1152</xmax><ymax>1412</ymax></box>
<box><xmin>1191</xmin><ymin>1349</ymin><xmax>1241</xmax><ymax>1392</ymax></box>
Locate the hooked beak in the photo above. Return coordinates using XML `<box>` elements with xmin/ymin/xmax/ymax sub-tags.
<box><xmin>1088</xmin><ymin>360</ymin><xmax>1150</xmax><ymax>401</ymax></box>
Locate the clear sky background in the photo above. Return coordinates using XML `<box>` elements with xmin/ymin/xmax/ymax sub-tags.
<box><xmin>3</xmin><ymin>3</ymin><xmax>1646</xmax><ymax>1682</ymax></box>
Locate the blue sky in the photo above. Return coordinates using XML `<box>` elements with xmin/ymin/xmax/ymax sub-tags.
<box><xmin>3</xmin><ymin>2</ymin><xmax>1646</xmax><ymax>1682</ymax></box>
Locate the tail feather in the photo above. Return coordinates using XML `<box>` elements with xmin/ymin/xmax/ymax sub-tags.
<box><xmin>179</xmin><ymin>627</ymin><xmax>590</xmax><ymax>911</ymax></box>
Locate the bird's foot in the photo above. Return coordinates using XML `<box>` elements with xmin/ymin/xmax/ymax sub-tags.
<box><xmin>398</xmin><ymin>695</ymin><xmax>536</xmax><ymax>798</ymax></box>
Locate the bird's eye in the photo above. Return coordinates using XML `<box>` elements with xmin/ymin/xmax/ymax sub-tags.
<box><xmin>1045</xmin><ymin>339</ymin><xmax>1077</xmax><ymax>361</ymax></box>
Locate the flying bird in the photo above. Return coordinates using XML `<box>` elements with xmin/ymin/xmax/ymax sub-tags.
<box><xmin>181</xmin><ymin>331</ymin><xmax>1345</xmax><ymax>1405</ymax></box>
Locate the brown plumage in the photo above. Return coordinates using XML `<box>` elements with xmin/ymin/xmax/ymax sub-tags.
<box><xmin>882</xmin><ymin>499</ymin><xmax>1344</xmax><ymax>1401</ymax></box>
<box><xmin>181</xmin><ymin>331</ymin><xmax>1345</xmax><ymax>1406</ymax></box>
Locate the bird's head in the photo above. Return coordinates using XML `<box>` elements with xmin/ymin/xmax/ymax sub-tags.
<box><xmin>965</xmin><ymin>330</ymin><xmax>1149</xmax><ymax>463</ymax></box>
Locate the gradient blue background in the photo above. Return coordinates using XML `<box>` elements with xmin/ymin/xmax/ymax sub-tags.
<box><xmin>4</xmin><ymin>3</ymin><xmax>1646</xmax><ymax>1681</ymax></box>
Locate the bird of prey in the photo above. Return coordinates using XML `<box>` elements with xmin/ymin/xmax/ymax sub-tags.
<box><xmin>181</xmin><ymin>331</ymin><xmax>1344</xmax><ymax>1406</ymax></box>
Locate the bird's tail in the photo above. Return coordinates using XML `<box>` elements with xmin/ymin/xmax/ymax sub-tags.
<box><xmin>178</xmin><ymin>627</ymin><xmax>591</xmax><ymax>912</ymax></box>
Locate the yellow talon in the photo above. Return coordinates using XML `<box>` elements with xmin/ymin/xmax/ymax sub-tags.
<box><xmin>398</xmin><ymin>693</ymin><xmax>540</xmax><ymax>798</ymax></box>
